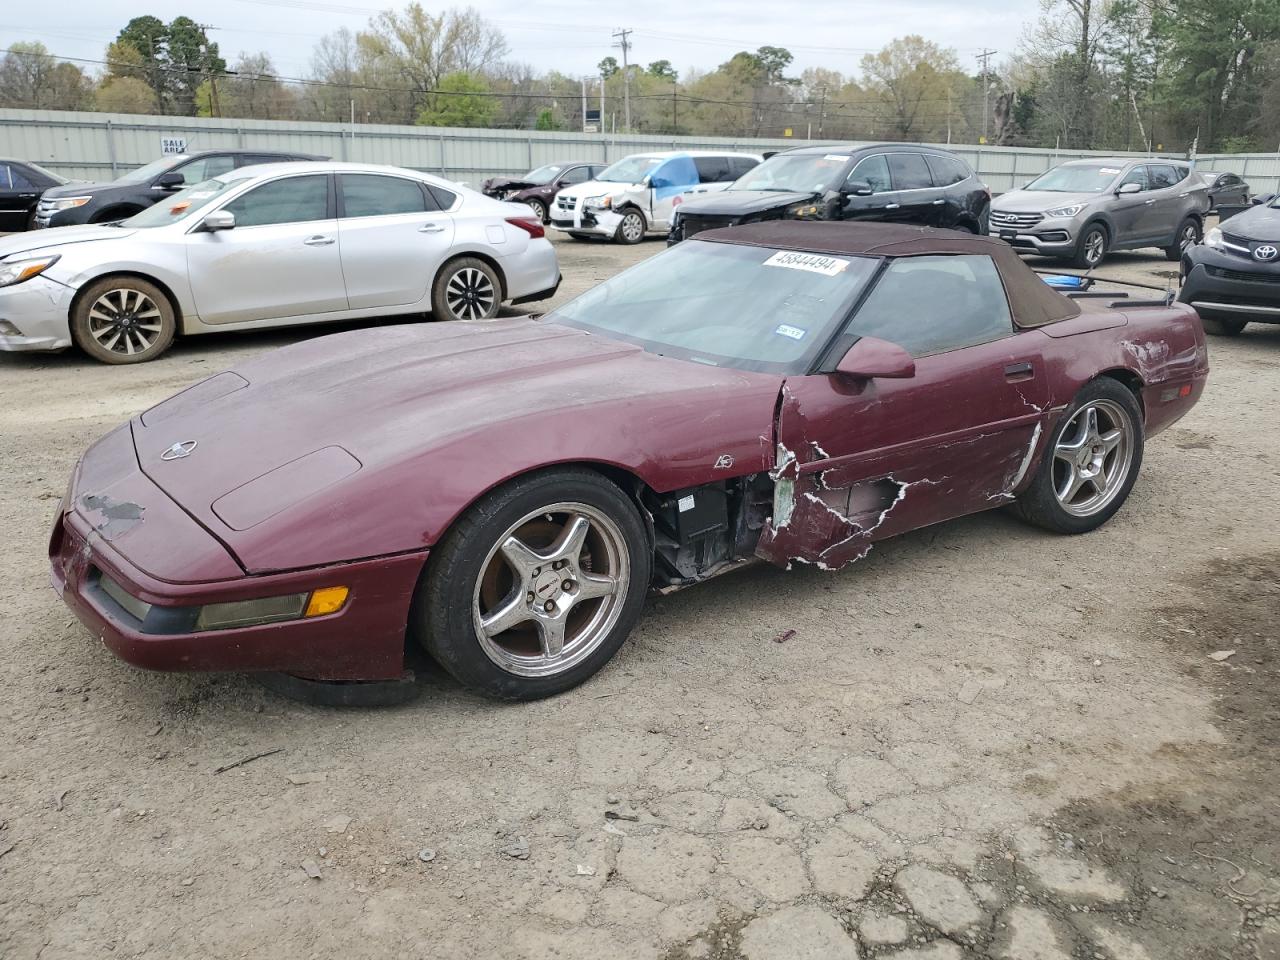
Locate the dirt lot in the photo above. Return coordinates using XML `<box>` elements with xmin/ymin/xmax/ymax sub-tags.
<box><xmin>2</xmin><ymin>232</ymin><xmax>1278</xmax><ymax>960</ymax></box>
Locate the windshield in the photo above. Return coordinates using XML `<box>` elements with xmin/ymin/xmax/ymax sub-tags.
<box><xmin>731</xmin><ymin>154</ymin><xmax>848</xmax><ymax>193</ymax></box>
<box><xmin>521</xmin><ymin>164</ymin><xmax>563</xmax><ymax>185</ymax></box>
<box><xmin>122</xmin><ymin>177</ymin><xmax>247</xmax><ymax>228</ymax></box>
<box><xmin>1025</xmin><ymin>163</ymin><xmax>1124</xmax><ymax>193</ymax></box>
<box><xmin>597</xmin><ymin>156</ymin><xmax>662</xmax><ymax>183</ymax></box>
<box><xmin>115</xmin><ymin>155</ymin><xmax>184</xmax><ymax>184</ymax></box>
<box><xmin>546</xmin><ymin>240</ymin><xmax>879</xmax><ymax>374</ymax></box>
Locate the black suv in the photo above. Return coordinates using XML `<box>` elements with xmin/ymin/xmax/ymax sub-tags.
<box><xmin>668</xmin><ymin>143</ymin><xmax>990</xmax><ymax>244</ymax></box>
<box><xmin>35</xmin><ymin>149</ymin><xmax>325</xmax><ymax>228</ymax></box>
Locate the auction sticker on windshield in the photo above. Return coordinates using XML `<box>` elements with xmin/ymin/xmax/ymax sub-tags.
<box><xmin>763</xmin><ymin>251</ymin><xmax>850</xmax><ymax>276</ymax></box>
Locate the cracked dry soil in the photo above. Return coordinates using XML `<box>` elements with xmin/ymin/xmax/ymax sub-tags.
<box><xmin>1</xmin><ymin>240</ymin><xmax>1277</xmax><ymax>960</ymax></box>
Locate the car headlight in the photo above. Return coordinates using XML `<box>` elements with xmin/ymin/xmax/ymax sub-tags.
<box><xmin>1045</xmin><ymin>203</ymin><xmax>1086</xmax><ymax>218</ymax></box>
<box><xmin>48</xmin><ymin>196</ymin><xmax>92</xmax><ymax>212</ymax></box>
<box><xmin>584</xmin><ymin>195</ymin><xmax>612</xmax><ymax>211</ymax></box>
<box><xmin>1203</xmin><ymin>227</ymin><xmax>1223</xmax><ymax>248</ymax></box>
<box><xmin>0</xmin><ymin>254</ymin><xmax>59</xmax><ymax>288</ymax></box>
<box><xmin>787</xmin><ymin>203</ymin><xmax>822</xmax><ymax>218</ymax></box>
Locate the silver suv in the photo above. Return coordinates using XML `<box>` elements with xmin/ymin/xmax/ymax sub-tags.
<box><xmin>989</xmin><ymin>158</ymin><xmax>1210</xmax><ymax>268</ymax></box>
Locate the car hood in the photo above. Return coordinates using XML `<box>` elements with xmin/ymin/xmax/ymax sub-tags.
<box><xmin>131</xmin><ymin>319</ymin><xmax>782</xmax><ymax>573</ymax></box>
<box><xmin>0</xmin><ymin>224</ymin><xmax>137</xmax><ymax>257</ymax></box>
<box><xmin>678</xmin><ymin>190</ymin><xmax>816</xmax><ymax>217</ymax></box>
<box><xmin>557</xmin><ymin>179</ymin><xmax>641</xmax><ymax>199</ymax></box>
<box><xmin>1220</xmin><ymin>203</ymin><xmax>1280</xmax><ymax>241</ymax></box>
<box><xmin>483</xmin><ymin>177</ymin><xmax>538</xmax><ymax>193</ymax></box>
<box><xmin>42</xmin><ymin>181</ymin><xmax>123</xmax><ymax>199</ymax></box>
<box><xmin>992</xmin><ymin>190</ymin><xmax>1100</xmax><ymax>213</ymax></box>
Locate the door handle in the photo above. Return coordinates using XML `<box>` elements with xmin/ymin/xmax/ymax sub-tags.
<box><xmin>1144</xmin><ymin>199</ymin><xmax>1157</xmax><ymax>205</ymax></box>
<box><xmin>418</xmin><ymin>223</ymin><xmax>446</xmax><ymax>233</ymax></box>
<box><xmin>303</xmin><ymin>235</ymin><xmax>334</xmax><ymax>245</ymax></box>
<box><xmin>885</xmin><ymin>203</ymin><xmax>900</xmax><ymax>210</ymax></box>
<box><xmin>932</xmin><ymin>199</ymin><xmax>946</xmax><ymax>205</ymax></box>
<box><xmin>1004</xmin><ymin>361</ymin><xmax>1035</xmax><ymax>381</ymax></box>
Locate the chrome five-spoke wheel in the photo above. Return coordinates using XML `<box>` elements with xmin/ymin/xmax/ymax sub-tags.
<box><xmin>473</xmin><ymin>503</ymin><xmax>629</xmax><ymax>678</ymax></box>
<box><xmin>87</xmin><ymin>288</ymin><xmax>164</xmax><ymax>356</ymax></box>
<box><xmin>1052</xmin><ymin>399</ymin><xmax>1134</xmax><ymax>517</ymax></box>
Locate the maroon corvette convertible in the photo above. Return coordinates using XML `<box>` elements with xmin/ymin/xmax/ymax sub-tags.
<box><xmin>50</xmin><ymin>223</ymin><xmax>1207</xmax><ymax>700</ymax></box>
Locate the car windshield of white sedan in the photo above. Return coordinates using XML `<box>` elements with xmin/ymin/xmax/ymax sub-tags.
<box><xmin>597</xmin><ymin>156</ymin><xmax>662</xmax><ymax>183</ymax></box>
<box><xmin>730</xmin><ymin>154</ymin><xmax>848</xmax><ymax>193</ymax></box>
<box><xmin>122</xmin><ymin>178</ymin><xmax>248</xmax><ymax>228</ymax></box>
<box><xmin>547</xmin><ymin>241</ymin><xmax>879</xmax><ymax>373</ymax></box>
<box><xmin>1026</xmin><ymin>163</ymin><xmax>1123</xmax><ymax>192</ymax></box>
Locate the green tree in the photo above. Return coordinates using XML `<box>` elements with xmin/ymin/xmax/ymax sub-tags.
<box><xmin>647</xmin><ymin>59</ymin><xmax>677</xmax><ymax>82</ymax></box>
<box><xmin>534</xmin><ymin>107</ymin><xmax>560</xmax><ymax>130</ymax></box>
<box><xmin>0</xmin><ymin>42</ymin><xmax>93</xmax><ymax>110</ymax></box>
<box><xmin>108</xmin><ymin>16</ymin><xmax>224</xmax><ymax>115</ymax></box>
<box><xmin>598</xmin><ymin>56</ymin><xmax>619</xmax><ymax>78</ymax></box>
<box><xmin>96</xmin><ymin>76</ymin><xmax>160</xmax><ymax>114</ymax></box>
<box><xmin>417</xmin><ymin>71</ymin><xmax>497</xmax><ymax>126</ymax></box>
<box><xmin>860</xmin><ymin>36</ymin><xmax>968</xmax><ymax>140</ymax></box>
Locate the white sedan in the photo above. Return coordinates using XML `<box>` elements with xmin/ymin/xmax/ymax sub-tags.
<box><xmin>0</xmin><ymin>161</ymin><xmax>560</xmax><ymax>363</ymax></box>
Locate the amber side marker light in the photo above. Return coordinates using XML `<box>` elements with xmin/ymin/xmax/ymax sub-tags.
<box><xmin>305</xmin><ymin>586</ymin><xmax>350</xmax><ymax>618</ymax></box>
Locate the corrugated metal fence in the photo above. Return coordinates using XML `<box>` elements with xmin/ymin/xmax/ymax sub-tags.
<box><xmin>3</xmin><ymin>108</ymin><xmax>1279</xmax><ymax>194</ymax></box>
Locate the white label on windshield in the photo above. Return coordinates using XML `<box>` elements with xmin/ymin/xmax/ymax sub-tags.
<box><xmin>763</xmin><ymin>251</ymin><xmax>850</xmax><ymax>276</ymax></box>
<box><xmin>1099</xmin><ymin>167</ymin><xmax>1121</xmax><ymax>175</ymax></box>
<box><xmin>823</xmin><ymin>154</ymin><xmax>850</xmax><ymax>162</ymax></box>
<box><xmin>775</xmin><ymin>323</ymin><xmax>807</xmax><ymax>340</ymax></box>
<box><xmin>186</xmin><ymin>191</ymin><xmax>216</xmax><ymax>199</ymax></box>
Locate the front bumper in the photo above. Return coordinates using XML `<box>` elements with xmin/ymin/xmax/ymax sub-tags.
<box><xmin>549</xmin><ymin>204</ymin><xmax>623</xmax><ymax>238</ymax></box>
<box><xmin>988</xmin><ymin>212</ymin><xmax>1078</xmax><ymax>257</ymax></box>
<box><xmin>0</xmin><ymin>275</ymin><xmax>75</xmax><ymax>352</ymax></box>
<box><xmin>49</xmin><ymin>431</ymin><xmax>428</xmax><ymax>681</ymax></box>
<box><xmin>1179</xmin><ymin>246</ymin><xmax>1280</xmax><ymax>322</ymax></box>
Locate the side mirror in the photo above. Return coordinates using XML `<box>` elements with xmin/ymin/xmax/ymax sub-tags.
<box><xmin>843</xmin><ymin>180</ymin><xmax>874</xmax><ymax>197</ymax></box>
<box><xmin>1116</xmin><ymin>182</ymin><xmax>1142</xmax><ymax>195</ymax></box>
<box><xmin>835</xmin><ymin>336</ymin><xmax>916</xmax><ymax>380</ymax></box>
<box><xmin>155</xmin><ymin>171</ymin><xmax>185</xmax><ymax>190</ymax></box>
<box><xmin>201</xmin><ymin>210</ymin><xmax>236</xmax><ymax>232</ymax></box>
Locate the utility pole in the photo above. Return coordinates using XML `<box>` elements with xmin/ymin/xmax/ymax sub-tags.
<box><xmin>976</xmin><ymin>48</ymin><xmax>996</xmax><ymax>142</ymax></box>
<box><xmin>581</xmin><ymin>77</ymin><xmax>587</xmax><ymax>132</ymax></box>
<box><xmin>672</xmin><ymin>84</ymin><xmax>678</xmax><ymax>134</ymax></box>
<box><xmin>612</xmin><ymin>28</ymin><xmax>632</xmax><ymax>133</ymax></box>
<box><xmin>817</xmin><ymin>84</ymin><xmax>827</xmax><ymax>139</ymax></box>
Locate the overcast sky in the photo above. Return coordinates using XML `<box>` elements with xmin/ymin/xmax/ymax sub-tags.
<box><xmin>7</xmin><ymin>0</ymin><xmax>1033</xmax><ymax>81</ymax></box>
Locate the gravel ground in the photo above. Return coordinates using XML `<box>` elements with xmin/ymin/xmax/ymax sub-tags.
<box><xmin>2</xmin><ymin>230</ymin><xmax>1278</xmax><ymax>960</ymax></box>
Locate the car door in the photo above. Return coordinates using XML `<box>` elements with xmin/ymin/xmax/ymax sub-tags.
<box><xmin>185</xmin><ymin>172</ymin><xmax>348</xmax><ymax>325</ymax></box>
<box><xmin>924</xmin><ymin>154</ymin><xmax>971</xmax><ymax>228</ymax></box>
<box><xmin>885</xmin><ymin>152</ymin><xmax>942</xmax><ymax>225</ymax></box>
<box><xmin>335</xmin><ymin>172</ymin><xmax>456</xmax><ymax>310</ymax></box>
<box><xmin>757</xmin><ymin>255</ymin><xmax>1048</xmax><ymax>570</ymax></box>
<box><xmin>0</xmin><ymin>162</ymin><xmax>42</xmax><ymax>231</ymax></box>
<box><xmin>647</xmin><ymin>155</ymin><xmax>700</xmax><ymax>229</ymax></box>
<box><xmin>1144</xmin><ymin>164</ymin><xmax>1185</xmax><ymax>241</ymax></box>
<box><xmin>1110</xmin><ymin>165</ymin><xmax>1149</xmax><ymax>244</ymax></box>
<box><xmin>838</xmin><ymin>154</ymin><xmax>901</xmax><ymax>222</ymax></box>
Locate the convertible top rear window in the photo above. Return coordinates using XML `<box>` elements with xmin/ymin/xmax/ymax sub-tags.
<box><xmin>546</xmin><ymin>240</ymin><xmax>879</xmax><ymax>374</ymax></box>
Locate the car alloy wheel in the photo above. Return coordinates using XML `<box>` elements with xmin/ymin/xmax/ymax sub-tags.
<box><xmin>444</xmin><ymin>266</ymin><xmax>496</xmax><ymax>320</ymax></box>
<box><xmin>472</xmin><ymin>502</ymin><xmax>629</xmax><ymax>678</ymax></box>
<box><xmin>526</xmin><ymin>198</ymin><xmax>547</xmax><ymax>223</ymax></box>
<box><xmin>1051</xmin><ymin>399</ymin><xmax>1134</xmax><ymax>517</ymax></box>
<box><xmin>1083</xmin><ymin>229</ymin><xmax>1106</xmax><ymax>266</ymax></box>
<box><xmin>617</xmin><ymin>210</ymin><xmax>645</xmax><ymax>244</ymax></box>
<box><xmin>87</xmin><ymin>288</ymin><xmax>165</xmax><ymax>357</ymax></box>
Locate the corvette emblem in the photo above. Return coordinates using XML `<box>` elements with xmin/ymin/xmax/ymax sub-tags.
<box><xmin>1254</xmin><ymin>244</ymin><xmax>1279</xmax><ymax>262</ymax></box>
<box><xmin>161</xmin><ymin>440</ymin><xmax>198</xmax><ymax>461</ymax></box>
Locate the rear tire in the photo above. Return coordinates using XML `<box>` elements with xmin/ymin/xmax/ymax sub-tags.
<box><xmin>614</xmin><ymin>208</ymin><xmax>646</xmax><ymax>245</ymax></box>
<box><xmin>1070</xmin><ymin>222</ymin><xmax>1108</xmax><ymax>269</ymax></box>
<box><xmin>1013</xmin><ymin>378</ymin><xmax>1144</xmax><ymax>535</ymax></box>
<box><xmin>1165</xmin><ymin>217</ymin><xmax>1201</xmax><ymax>261</ymax></box>
<box><xmin>430</xmin><ymin>257</ymin><xmax>502</xmax><ymax>321</ymax></box>
<box><xmin>71</xmin><ymin>276</ymin><xmax>177</xmax><ymax>364</ymax></box>
<box><xmin>1201</xmin><ymin>315</ymin><xmax>1247</xmax><ymax>336</ymax></box>
<box><xmin>414</xmin><ymin>468</ymin><xmax>651</xmax><ymax>700</ymax></box>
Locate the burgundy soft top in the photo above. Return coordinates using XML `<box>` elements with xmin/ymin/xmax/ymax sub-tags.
<box><xmin>697</xmin><ymin>221</ymin><xmax>1082</xmax><ymax>329</ymax></box>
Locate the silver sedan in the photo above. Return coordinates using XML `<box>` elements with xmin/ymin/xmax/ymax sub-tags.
<box><xmin>0</xmin><ymin>161</ymin><xmax>560</xmax><ymax>363</ymax></box>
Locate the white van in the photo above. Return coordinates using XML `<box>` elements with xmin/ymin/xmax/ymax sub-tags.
<box><xmin>549</xmin><ymin>151</ymin><xmax>762</xmax><ymax>244</ymax></box>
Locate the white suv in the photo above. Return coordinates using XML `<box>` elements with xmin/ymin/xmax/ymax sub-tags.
<box><xmin>550</xmin><ymin>151</ymin><xmax>761</xmax><ymax>244</ymax></box>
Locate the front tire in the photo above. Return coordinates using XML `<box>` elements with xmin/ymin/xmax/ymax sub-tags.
<box><xmin>71</xmin><ymin>277</ymin><xmax>176</xmax><ymax>364</ymax></box>
<box><xmin>525</xmin><ymin>198</ymin><xmax>548</xmax><ymax>223</ymax></box>
<box><xmin>415</xmin><ymin>469</ymin><xmax>652</xmax><ymax>700</ymax></box>
<box><xmin>1070</xmin><ymin>222</ymin><xmax>1108</xmax><ymax>269</ymax></box>
<box><xmin>430</xmin><ymin>257</ymin><xmax>501</xmax><ymax>321</ymax></box>
<box><xmin>1201</xmin><ymin>315</ymin><xmax>1247</xmax><ymax>336</ymax></box>
<box><xmin>1166</xmin><ymin>217</ymin><xmax>1201</xmax><ymax>261</ymax></box>
<box><xmin>1013</xmin><ymin>378</ymin><xmax>1144</xmax><ymax>534</ymax></box>
<box><xmin>614</xmin><ymin>208</ymin><xmax>646</xmax><ymax>245</ymax></box>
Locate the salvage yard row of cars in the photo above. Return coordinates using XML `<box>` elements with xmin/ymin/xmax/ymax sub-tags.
<box><xmin>2</xmin><ymin>136</ymin><xmax>1275</xmax><ymax>703</ymax></box>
